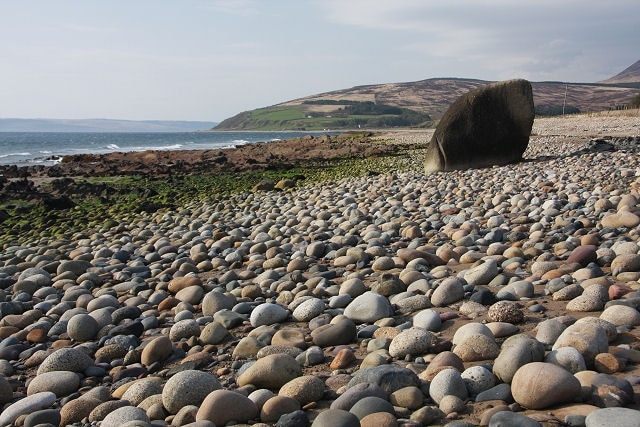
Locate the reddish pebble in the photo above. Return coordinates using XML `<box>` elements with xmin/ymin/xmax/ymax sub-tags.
<box><xmin>330</xmin><ymin>348</ymin><xmax>356</xmax><ymax>370</ymax></box>
<box><xmin>594</xmin><ymin>353</ymin><xmax>623</xmax><ymax>374</ymax></box>
<box><xmin>608</xmin><ymin>284</ymin><xmax>633</xmax><ymax>300</ymax></box>
<box><xmin>565</xmin><ymin>245</ymin><xmax>597</xmax><ymax>266</ymax></box>
<box><xmin>26</xmin><ymin>328</ymin><xmax>48</xmax><ymax>343</ymax></box>
<box><xmin>440</xmin><ymin>312</ymin><xmax>459</xmax><ymax>322</ymax></box>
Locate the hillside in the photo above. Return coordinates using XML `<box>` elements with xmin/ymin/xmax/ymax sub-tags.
<box><xmin>601</xmin><ymin>59</ymin><xmax>640</xmax><ymax>84</ymax></box>
<box><xmin>215</xmin><ymin>59</ymin><xmax>640</xmax><ymax>131</ymax></box>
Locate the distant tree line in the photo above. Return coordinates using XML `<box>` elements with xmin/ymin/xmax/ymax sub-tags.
<box><xmin>534</xmin><ymin>104</ymin><xmax>580</xmax><ymax>116</ymax></box>
<box><xmin>630</xmin><ymin>94</ymin><xmax>640</xmax><ymax>109</ymax></box>
<box><xmin>303</xmin><ymin>100</ymin><xmax>431</xmax><ymax>127</ymax></box>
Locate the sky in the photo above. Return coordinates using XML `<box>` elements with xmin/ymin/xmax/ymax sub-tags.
<box><xmin>1</xmin><ymin>0</ymin><xmax>638</xmax><ymax>122</ymax></box>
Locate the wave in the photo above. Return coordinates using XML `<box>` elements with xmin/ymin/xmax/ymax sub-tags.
<box><xmin>0</xmin><ymin>152</ymin><xmax>31</xmax><ymax>158</ymax></box>
<box><xmin>106</xmin><ymin>144</ymin><xmax>120</xmax><ymax>150</ymax></box>
<box><xmin>231</xmin><ymin>139</ymin><xmax>250</xmax><ymax>145</ymax></box>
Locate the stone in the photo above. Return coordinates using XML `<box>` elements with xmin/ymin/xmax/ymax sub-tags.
<box><xmin>488</xmin><ymin>411</ymin><xmax>542</xmax><ymax>427</ymax></box>
<box><xmin>121</xmin><ymin>378</ymin><xmax>163</xmax><ymax>406</ymax></box>
<box><xmin>169</xmin><ymin>318</ymin><xmax>201</xmax><ymax>341</ymax></box>
<box><xmin>59</xmin><ymin>397</ymin><xmax>102</xmax><ymax>426</ymax></box>
<box><xmin>487</xmin><ymin>301</ymin><xmax>525</xmax><ymax>323</ymax></box>
<box><xmin>196</xmin><ymin>389</ymin><xmax>258</xmax><ymax>425</ymax></box>
<box><xmin>101</xmin><ymin>406</ymin><xmax>150</xmax><ymax>427</ymax></box>
<box><xmin>199</xmin><ymin>321</ymin><xmax>229</xmax><ymax>345</ymax></box>
<box><xmin>348</xmin><ymin>365</ymin><xmax>420</xmax><ymax>394</ymax></box>
<box><xmin>461</xmin><ymin>365</ymin><xmax>496</xmax><ymax>397</ymax></box>
<box><xmin>452</xmin><ymin>333</ymin><xmax>500</xmax><ymax>362</ymax></box>
<box><xmin>493</xmin><ymin>335</ymin><xmax>545</xmax><ymax>383</ymax></box>
<box><xmin>424</xmin><ymin>79</ymin><xmax>534</xmax><ymax>172</ymax></box>
<box><xmin>430</xmin><ymin>277</ymin><xmax>465</xmax><ymax>306</ymax></box>
<box><xmin>311</xmin><ymin>318</ymin><xmax>357</xmax><ymax>347</ymax></box>
<box><xmin>388</xmin><ymin>327</ymin><xmax>437</xmax><ymax>358</ymax></box>
<box><xmin>292</xmin><ymin>298</ymin><xmax>326</xmax><ymax>322</ymax></box>
<box><xmin>412</xmin><ymin>308</ymin><xmax>442</xmax><ymax>331</ymax></box>
<box><xmin>37</xmin><ymin>347</ymin><xmax>93</xmax><ymax>375</ymax></box>
<box><xmin>201</xmin><ymin>291</ymin><xmax>236</xmax><ymax>316</ymax></box>
<box><xmin>600</xmin><ymin>305</ymin><xmax>640</xmax><ymax>326</ymax></box>
<box><xmin>0</xmin><ymin>374</ymin><xmax>12</xmax><ymax>404</ymax></box>
<box><xmin>67</xmin><ymin>313</ymin><xmax>100</xmax><ymax>342</ymax></box>
<box><xmin>535</xmin><ymin>318</ymin><xmax>566</xmax><ymax>346</ymax></box>
<box><xmin>261</xmin><ymin>395</ymin><xmax>301</xmax><ymax>423</ymax></box>
<box><xmin>360</xmin><ymin>412</ymin><xmax>398</xmax><ymax>427</ymax></box>
<box><xmin>22</xmin><ymin>409</ymin><xmax>62</xmax><ymax>427</ymax></box>
<box><xmin>439</xmin><ymin>394</ymin><xmax>466</xmax><ymax>415</ymax></box>
<box><xmin>330</xmin><ymin>348</ymin><xmax>356</xmax><ymax>369</ymax></box>
<box><xmin>475</xmin><ymin>383</ymin><xmax>513</xmax><ymax>403</ymax></box>
<box><xmin>237</xmin><ymin>353</ymin><xmax>302</xmax><ymax>389</ymax></box>
<box><xmin>389</xmin><ymin>386</ymin><xmax>424</xmax><ymax>410</ymax></box>
<box><xmin>311</xmin><ymin>409</ymin><xmax>360</xmax><ymax>427</ymax></box>
<box><xmin>566</xmin><ymin>295</ymin><xmax>605</xmax><ymax>312</ymax></box>
<box><xmin>585</xmin><ymin>407</ymin><xmax>640</xmax><ymax>427</ymax></box>
<box><xmin>566</xmin><ymin>245</ymin><xmax>598</xmax><ymax>266</ymax></box>
<box><xmin>331</xmin><ymin>383</ymin><xmax>388</xmax><ymax>411</ymax></box>
<box><xmin>602</xmin><ymin>211</ymin><xmax>640</xmax><ymax>229</ymax></box>
<box><xmin>278</xmin><ymin>375</ymin><xmax>325</xmax><ymax>405</ymax></box>
<box><xmin>27</xmin><ymin>370</ymin><xmax>80</xmax><ymax>397</ymax></box>
<box><xmin>429</xmin><ymin>368</ymin><xmax>468</xmax><ymax>404</ymax></box>
<box><xmin>553</xmin><ymin>321</ymin><xmax>609</xmax><ymax>366</ymax></box>
<box><xmin>162</xmin><ymin>370</ymin><xmax>222</xmax><ymax>414</ymax></box>
<box><xmin>511</xmin><ymin>362</ymin><xmax>581</xmax><ymax>409</ymax></box>
<box><xmin>463</xmin><ymin>259</ymin><xmax>499</xmax><ymax>286</ymax></box>
<box><xmin>349</xmin><ymin>396</ymin><xmax>395</xmax><ymax>420</ymax></box>
<box><xmin>250</xmin><ymin>303</ymin><xmax>290</xmax><ymax>327</ymax></box>
<box><xmin>141</xmin><ymin>335</ymin><xmax>173</xmax><ymax>366</ymax></box>
<box><xmin>343</xmin><ymin>292</ymin><xmax>393</xmax><ymax>323</ymax></box>
<box><xmin>545</xmin><ymin>347</ymin><xmax>587</xmax><ymax>373</ymax></box>
<box><xmin>0</xmin><ymin>391</ymin><xmax>57</xmax><ymax>427</ymax></box>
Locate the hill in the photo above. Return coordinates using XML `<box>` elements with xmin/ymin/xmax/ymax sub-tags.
<box><xmin>0</xmin><ymin>118</ymin><xmax>218</xmax><ymax>132</ymax></box>
<box><xmin>600</xmin><ymin>59</ymin><xmax>640</xmax><ymax>84</ymax></box>
<box><xmin>215</xmin><ymin>60</ymin><xmax>640</xmax><ymax>131</ymax></box>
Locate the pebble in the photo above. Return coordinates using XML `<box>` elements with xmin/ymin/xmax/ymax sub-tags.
<box><xmin>430</xmin><ymin>277</ymin><xmax>465</xmax><ymax>306</ymax></box>
<box><xmin>412</xmin><ymin>308</ymin><xmax>442</xmax><ymax>331</ymax></box>
<box><xmin>343</xmin><ymin>292</ymin><xmax>393</xmax><ymax>323</ymax></box>
<box><xmin>584</xmin><ymin>407</ymin><xmax>640</xmax><ymax>427</ymax></box>
<box><xmin>511</xmin><ymin>362</ymin><xmax>582</xmax><ymax>409</ymax></box>
<box><xmin>429</xmin><ymin>368</ymin><xmax>468</xmax><ymax>404</ymax></box>
<box><xmin>237</xmin><ymin>353</ymin><xmax>302</xmax><ymax>389</ymax></box>
<box><xmin>279</xmin><ymin>375</ymin><xmax>325</xmax><ymax>405</ymax></box>
<box><xmin>4</xmin><ymin>121</ymin><xmax>640</xmax><ymax>426</ymax></box>
<box><xmin>250</xmin><ymin>303</ymin><xmax>290</xmax><ymax>327</ymax></box>
<box><xmin>196</xmin><ymin>389</ymin><xmax>258</xmax><ymax>425</ymax></box>
<box><xmin>388</xmin><ymin>327</ymin><xmax>437</xmax><ymax>358</ymax></box>
<box><xmin>26</xmin><ymin>370</ymin><xmax>80</xmax><ymax>397</ymax></box>
<box><xmin>493</xmin><ymin>335</ymin><xmax>545</xmax><ymax>383</ymax></box>
<box><xmin>0</xmin><ymin>391</ymin><xmax>57</xmax><ymax>426</ymax></box>
<box><xmin>162</xmin><ymin>369</ymin><xmax>222</xmax><ymax>414</ymax></box>
<box><xmin>101</xmin><ymin>405</ymin><xmax>150</xmax><ymax>427</ymax></box>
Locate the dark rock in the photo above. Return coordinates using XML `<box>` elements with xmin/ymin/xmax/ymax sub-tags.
<box><xmin>424</xmin><ymin>79</ymin><xmax>534</xmax><ymax>172</ymax></box>
<box><xmin>591</xmin><ymin>373</ymin><xmax>634</xmax><ymax>407</ymax></box>
<box><xmin>475</xmin><ymin>383</ymin><xmax>513</xmax><ymax>403</ymax></box>
<box><xmin>277</xmin><ymin>409</ymin><xmax>309</xmax><ymax>427</ymax></box>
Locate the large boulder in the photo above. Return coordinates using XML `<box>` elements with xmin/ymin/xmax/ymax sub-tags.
<box><xmin>424</xmin><ymin>79</ymin><xmax>534</xmax><ymax>173</ymax></box>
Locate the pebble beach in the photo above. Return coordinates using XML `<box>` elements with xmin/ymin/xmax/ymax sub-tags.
<box><xmin>1</xmin><ymin>113</ymin><xmax>640</xmax><ymax>427</ymax></box>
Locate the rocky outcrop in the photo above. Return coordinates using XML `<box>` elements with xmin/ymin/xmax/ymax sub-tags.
<box><xmin>424</xmin><ymin>79</ymin><xmax>534</xmax><ymax>173</ymax></box>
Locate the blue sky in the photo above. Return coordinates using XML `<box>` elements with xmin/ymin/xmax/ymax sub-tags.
<box><xmin>1</xmin><ymin>0</ymin><xmax>638</xmax><ymax>121</ymax></box>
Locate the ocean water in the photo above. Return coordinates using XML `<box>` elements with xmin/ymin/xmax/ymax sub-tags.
<box><xmin>0</xmin><ymin>131</ymin><xmax>336</xmax><ymax>166</ymax></box>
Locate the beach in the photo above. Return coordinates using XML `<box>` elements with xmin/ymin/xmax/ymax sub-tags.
<box><xmin>1</xmin><ymin>112</ymin><xmax>640</xmax><ymax>426</ymax></box>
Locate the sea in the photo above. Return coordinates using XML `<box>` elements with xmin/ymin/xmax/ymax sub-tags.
<box><xmin>0</xmin><ymin>131</ymin><xmax>337</xmax><ymax>167</ymax></box>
